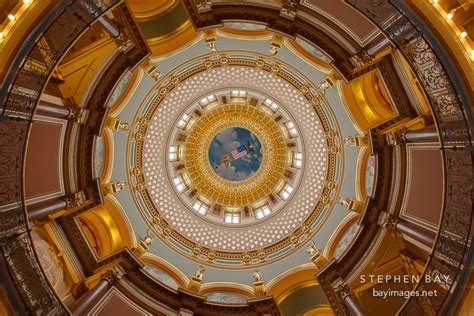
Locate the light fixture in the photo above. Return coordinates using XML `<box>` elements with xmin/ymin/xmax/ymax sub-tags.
<box><xmin>8</xmin><ymin>14</ymin><xmax>15</xmax><ymax>21</ymax></box>
<box><xmin>471</xmin><ymin>50</ymin><xmax>474</xmax><ymax>57</ymax></box>
<box><xmin>0</xmin><ymin>32</ymin><xmax>4</xmax><ymax>39</ymax></box>
<box><xmin>23</xmin><ymin>0</ymin><xmax>31</xmax><ymax>4</ymax></box>
<box><xmin>446</xmin><ymin>2</ymin><xmax>471</xmax><ymax>21</ymax></box>
<box><xmin>460</xmin><ymin>32</ymin><xmax>467</xmax><ymax>38</ymax></box>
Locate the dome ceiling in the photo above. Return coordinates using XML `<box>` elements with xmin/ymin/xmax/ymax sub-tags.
<box><xmin>128</xmin><ymin>52</ymin><xmax>343</xmax><ymax>267</ymax></box>
<box><xmin>2</xmin><ymin>0</ymin><xmax>473</xmax><ymax>314</ymax></box>
<box><xmin>111</xmin><ymin>34</ymin><xmax>359</xmax><ymax>282</ymax></box>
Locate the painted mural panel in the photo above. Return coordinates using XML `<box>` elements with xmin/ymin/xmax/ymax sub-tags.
<box><xmin>295</xmin><ymin>37</ymin><xmax>331</xmax><ymax>63</ymax></box>
<box><xmin>365</xmin><ymin>155</ymin><xmax>376</xmax><ymax>196</ymax></box>
<box><xmin>107</xmin><ymin>70</ymin><xmax>132</xmax><ymax>106</ymax></box>
<box><xmin>224</xmin><ymin>22</ymin><xmax>266</xmax><ymax>31</ymax></box>
<box><xmin>144</xmin><ymin>265</ymin><xmax>179</xmax><ymax>289</ymax></box>
<box><xmin>334</xmin><ymin>223</ymin><xmax>359</xmax><ymax>258</ymax></box>
<box><xmin>94</xmin><ymin>136</ymin><xmax>104</xmax><ymax>178</ymax></box>
<box><xmin>206</xmin><ymin>292</ymin><xmax>247</xmax><ymax>304</ymax></box>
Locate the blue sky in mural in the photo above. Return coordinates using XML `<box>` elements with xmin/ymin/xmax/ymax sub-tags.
<box><xmin>224</xmin><ymin>22</ymin><xmax>266</xmax><ymax>31</ymax></box>
<box><xmin>208</xmin><ymin>127</ymin><xmax>262</xmax><ymax>182</ymax></box>
<box><xmin>295</xmin><ymin>37</ymin><xmax>332</xmax><ymax>63</ymax></box>
<box><xmin>94</xmin><ymin>137</ymin><xmax>104</xmax><ymax>178</ymax></box>
<box><xmin>207</xmin><ymin>292</ymin><xmax>247</xmax><ymax>304</ymax></box>
<box><xmin>365</xmin><ymin>155</ymin><xmax>376</xmax><ymax>196</ymax></box>
<box><xmin>144</xmin><ymin>265</ymin><xmax>179</xmax><ymax>289</ymax></box>
<box><xmin>107</xmin><ymin>70</ymin><xmax>132</xmax><ymax>106</ymax></box>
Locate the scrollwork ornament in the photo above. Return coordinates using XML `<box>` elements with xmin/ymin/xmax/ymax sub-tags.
<box><xmin>207</xmin><ymin>251</ymin><xmax>216</xmax><ymax>262</ymax></box>
<box><xmin>242</xmin><ymin>252</ymin><xmax>251</xmax><ymax>265</ymax></box>
<box><xmin>103</xmin><ymin>266</ymin><xmax>124</xmax><ymax>284</ymax></box>
<box><xmin>289</xmin><ymin>233</ymin><xmax>299</xmax><ymax>245</ymax></box>
<box><xmin>133</xmin><ymin>131</ymin><xmax>143</xmax><ymax>141</ymax></box>
<box><xmin>256</xmin><ymin>58</ymin><xmax>265</xmax><ymax>68</ymax></box>
<box><xmin>192</xmin><ymin>246</ymin><xmax>202</xmax><ymax>256</ymax></box>
<box><xmin>257</xmin><ymin>249</ymin><xmax>267</xmax><ymax>262</ymax></box>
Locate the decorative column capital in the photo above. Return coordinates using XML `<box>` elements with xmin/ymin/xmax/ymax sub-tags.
<box><xmin>67</xmin><ymin>104</ymin><xmax>89</xmax><ymax>124</ymax></box>
<box><xmin>333</xmin><ymin>278</ymin><xmax>365</xmax><ymax>316</ymax></box>
<box><xmin>332</xmin><ymin>278</ymin><xmax>351</xmax><ymax>300</ymax></box>
<box><xmin>65</xmin><ymin>191</ymin><xmax>86</xmax><ymax>209</ymax></box>
<box><xmin>386</xmin><ymin>128</ymin><xmax>408</xmax><ymax>145</ymax></box>
<box><xmin>350</xmin><ymin>49</ymin><xmax>374</xmax><ymax>69</ymax></box>
<box><xmin>378</xmin><ymin>211</ymin><xmax>399</xmax><ymax>230</ymax></box>
<box><xmin>195</xmin><ymin>0</ymin><xmax>212</xmax><ymax>13</ymax></box>
<box><xmin>114</xmin><ymin>31</ymin><xmax>132</xmax><ymax>53</ymax></box>
<box><xmin>280</xmin><ymin>0</ymin><xmax>298</xmax><ymax>19</ymax></box>
<box><xmin>102</xmin><ymin>265</ymin><xmax>125</xmax><ymax>284</ymax></box>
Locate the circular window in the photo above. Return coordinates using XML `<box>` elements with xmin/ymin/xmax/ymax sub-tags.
<box><xmin>208</xmin><ymin>127</ymin><xmax>263</xmax><ymax>182</ymax></box>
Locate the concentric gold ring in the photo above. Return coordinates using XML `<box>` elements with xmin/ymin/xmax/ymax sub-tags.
<box><xmin>185</xmin><ymin>104</ymin><xmax>287</xmax><ymax>206</ymax></box>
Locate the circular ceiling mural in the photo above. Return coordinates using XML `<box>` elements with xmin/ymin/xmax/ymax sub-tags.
<box><xmin>128</xmin><ymin>52</ymin><xmax>343</xmax><ymax>268</ymax></box>
<box><xmin>208</xmin><ymin>127</ymin><xmax>262</xmax><ymax>182</ymax></box>
<box><xmin>184</xmin><ymin>103</ymin><xmax>288</xmax><ymax>207</ymax></box>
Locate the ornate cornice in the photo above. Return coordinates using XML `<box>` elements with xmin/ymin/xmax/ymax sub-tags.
<box><xmin>315</xmin><ymin>129</ymin><xmax>393</xmax><ymax>315</ymax></box>
<box><xmin>183</xmin><ymin>0</ymin><xmax>356</xmax><ymax>79</ymax></box>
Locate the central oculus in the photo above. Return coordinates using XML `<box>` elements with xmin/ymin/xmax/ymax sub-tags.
<box><xmin>208</xmin><ymin>127</ymin><xmax>263</xmax><ymax>182</ymax></box>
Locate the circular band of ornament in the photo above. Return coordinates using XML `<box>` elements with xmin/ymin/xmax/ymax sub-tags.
<box><xmin>128</xmin><ymin>52</ymin><xmax>343</xmax><ymax>268</ymax></box>
<box><xmin>185</xmin><ymin>104</ymin><xmax>287</xmax><ymax>206</ymax></box>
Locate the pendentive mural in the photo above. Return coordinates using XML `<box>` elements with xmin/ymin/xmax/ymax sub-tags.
<box><xmin>94</xmin><ymin>136</ymin><xmax>104</xmax><ymax>178</ymax></box>
<box><xmin>143</xmin><ymin>265</ymin><xmax>180</xmax><ymax>290</ymax></box>
<box><xmin>206</xmin><ymin>292</ymin><xmax>248</xmax><ymax>304</ymax></box>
